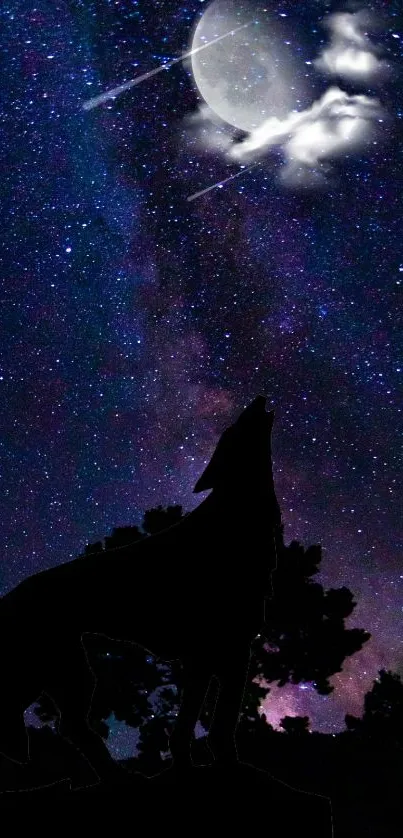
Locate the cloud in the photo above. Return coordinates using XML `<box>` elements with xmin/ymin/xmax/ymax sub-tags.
<box><xmin>314</xmin><ymin>11</ymin><xmax>388</xmax><ymax>82</ymax></box>
<box><xmin>183</xmin><ymin>8</ymin><xmax>389</xmax><ymax>193</ymax></box>
<box><xmin>326</xmin><ymin>10</ymin><xmax>370</xmax><ymax>46</ymax></box>
<box><xmin>227</xmin><ymin>86</ymin><xmax>383</xmax><ymax>185</ymax></box>
<box><xmin>184</xmin><ymin>103</ymin><xmax>236</xmax><ymax>154</ymax></box>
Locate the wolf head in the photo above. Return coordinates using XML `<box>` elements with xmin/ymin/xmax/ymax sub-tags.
<box><xmin>193</xmin><ymin>396</ymin><xmax>280</xmax><ymax>522</ymax></box>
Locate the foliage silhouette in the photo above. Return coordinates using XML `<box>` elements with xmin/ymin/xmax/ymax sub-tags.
<box><xmin>34</xmin><ymin>517</ymin><xmax>371</xmax><ymax>772</ymax></box>
<box><xmin>142</xmin><ymin>505</ymin><xmax>184</xmax><ymax>535</ymax></box>
<box><xmin>345</xmin><ymin>668</ymin><xmax>403</xmax><ymax>746</ymax></box>
<box><xmin>280</xmin><ymin>715</ymin><xmax>311</xmax><ymax>735</ymax></box>
<box><xmin>258</xmin><ymin>536</ymin><xmax>370</xmax><ymax>696</ymax></box>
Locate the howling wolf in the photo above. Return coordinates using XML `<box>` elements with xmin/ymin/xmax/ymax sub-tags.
<box><xmin>0</xmin><ymin>396</ymin><xmax>281</xmax><ymax>785</ymax></box>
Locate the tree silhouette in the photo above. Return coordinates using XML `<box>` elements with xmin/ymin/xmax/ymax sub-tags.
<box><xmin>345</xmin><ymin>668</ymin><xmax>403</xmax><ymax>746</ymax></box>
<box><xmin>105</xmin><ymin>526</ymin><xmax>145</xmax><ymax>550</ymax></box>
<box><xmin>33</xmin><ymin>507</ymin><xmax>371</xmax><ymax>773</ymax></box>
<box><xmin>280</xmin><ymin>715</ymin><xmax>311</xmax><ymax>735</ymax></box>
<box><xmin>256</xmin><ymin>532</ymin><xmax>370</xmax><ymax>696</ymax></box>
<box><xmin>78</xmin><ymin>525</ymin><xmax>145</xmax><ymax>558</ymax></box>
<box><xmin>76</xmin><ymin>507</ymin><xmax>183</xmax><ymax>559</ymax></box>
<box><xmin>142</xmin><ymin>504</ymin><xmax>183</xmax><ymax>535</ymax></box>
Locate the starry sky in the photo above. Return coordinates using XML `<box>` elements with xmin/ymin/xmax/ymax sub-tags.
<box><xmin>1</xmin><ymin>0</ymin><xmax>402</xmax><ymax>753</ymax></box>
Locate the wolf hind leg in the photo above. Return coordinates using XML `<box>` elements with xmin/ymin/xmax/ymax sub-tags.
<box><xmin>168</xmin><ymin>661</ymin><xmax>212</xmax><ymax>771</ymax></box>
<box><xmin>48</xmin><ymin>641</ymin><xmax>125</xmax><ymax>788</ymax></box>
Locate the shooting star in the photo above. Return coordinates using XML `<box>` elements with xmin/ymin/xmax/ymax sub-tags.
<box><xmin>187</xmin><ymin>163</ymin><xmax>258</xmax><ymax>202</ymax></box>
<box><xmin>82</xmin><ymin>21</ymin><xmax>252</xmax><ymax>111</ymax></box>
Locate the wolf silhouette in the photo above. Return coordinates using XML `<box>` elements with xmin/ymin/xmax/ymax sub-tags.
<box><xmin>0</xmin><ymin>395</ymin><xmax>282</xmax><ymax>786</ymax></box>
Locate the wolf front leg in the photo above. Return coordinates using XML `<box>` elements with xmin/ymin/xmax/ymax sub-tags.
<box><xmin>207</xmin><ymin>644</ymin><xmax>251</xmax><ymax>765</ymax></box>
<box><xmin>168</xmin><ymin>660</ymin><xmax>212</xmax><ymax>773</ymax></box>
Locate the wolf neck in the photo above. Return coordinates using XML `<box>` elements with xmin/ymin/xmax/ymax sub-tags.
<box><xmin>190</xmin><ymin>484</ymin><xmax>281</xmax><ymax>530</ymax></box>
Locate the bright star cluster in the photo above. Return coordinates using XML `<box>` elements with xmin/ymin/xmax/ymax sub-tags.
<box><xmin>1</xmin><ymin>0</ymin><xmax>402</xmax><ymax>753</ymax></box>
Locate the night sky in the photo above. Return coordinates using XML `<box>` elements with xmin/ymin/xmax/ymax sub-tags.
<box><xmin>1</xmin><ymin>0</ymin><xmax>402</xmax><ymax>756</ymax></box>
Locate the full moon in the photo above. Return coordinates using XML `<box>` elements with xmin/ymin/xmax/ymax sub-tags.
<box><xmin>190</xmin><ymin>0</ymin><xmax>305</xmax><ymax>133</ymax></box>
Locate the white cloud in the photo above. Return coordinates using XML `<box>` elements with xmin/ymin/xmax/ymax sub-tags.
<box><xmin>315</xmin><ymin>46</ymin><xmax>384</xmax><ymax>79</ymax></box>
<box><xmin>184</xmin><ymin>103</ymin><xmax>236</xmax><ymax>154</ymax></box>
<box><xmin>314</xmin><ymin>11</ymin><xmax>388</xmax><ymax>82</ymax></box>
<box><xmin>183</xmin><ymin>9</ymin><xmax>389</xmax><ymax>193</ymax></box>
<box><xmin>327</xmin><ymin>11</ymin><xmax>369</xmax><ymax>47</ymax></box>
<box><xmin>227</xmin><ymin>86</ymin><xmax>383</xmax><ymax>186</ymax></box>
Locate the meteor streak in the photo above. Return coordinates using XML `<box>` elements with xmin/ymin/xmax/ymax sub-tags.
<box><xmin>82</xmin><ymin>21</ymin><xmax>252</xmax><ymax>111</ymax></box>
<box><xmin>187</xmin><ymin>163</ymin><xmax>258</xmax><ymax>202</ymax></box>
